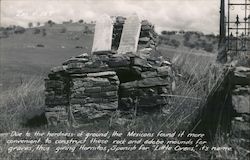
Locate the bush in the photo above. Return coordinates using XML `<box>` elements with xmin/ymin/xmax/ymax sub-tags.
<box><xmin>36</xmin><ymin>44</ymin><xmax>45</xmax><ymax>47</ymax></box>
<box><xmin>14</xmin><ymin>26</ymin><xmax>25</xmax><ymax>34</ymax></box>
<box><xmin>184</xmin><ymin>32</ymin><xmax>191</xmax><ymax>41</ymax></box>
<box><xmin>0</xmin><ymin>30</ymin><xmax>9</xmax><ymax>38</ymax></box>
<box><xmin>33</xmin><ymin>28</ymin><xmax>40</xmax><ymax>34</ymax></box>
<box><xmin>42</xmin><ymin>29</ymin><xmax>46</xmax><ymax>36</ymax></box>
<box><xmin>204</xmin><ymin>43</ymin><xmax>214</xmax><ymax>52</ymax></box>
<box><xmin>78</xmin><ymin>19</ymin><xmax>84</xmax><ymax>23</ymax></box>
<box><xmin>60</xmin><ymin>27</ymin><xmax>67</xmax><ymax>33</ymax></box>
<box><xmin>161</xmin><ymin>30</ymin><xmax>168</xmax><ymax>35</ymax></box>
<box><xmin>183</xmin><ymin>40</ymin><xmax>195</xmax><ymax>49</ymax></box>
<box><xmin>47</xmin><ymin>20</ymin><xmax>55</xmax><ymax>27</ymax></box>
<box><xmin>170</xmin><ymin>39</ymin><xmax>180</xmax><ymax>48</ymax></box>
<box><xmin>28</xmin><ymin>22</ymin><xmax>33</xmax><ymax>28</ymax></box>
<box><xmin>161</xmin><ymin>31</ymin><xmax>176</xmax><ymax>35</ymax></box>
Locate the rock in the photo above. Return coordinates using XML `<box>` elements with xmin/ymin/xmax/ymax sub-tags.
<box><xmin>83</xmin><ymin>77</ymin><xmax>110</xmax><ymax>86</ymax></box>
<box><xmin>157</xmin><ymin>66</ymin><xmax>172</xmax><ymax>76</ymax></box>
<box><xmin>138</xmin><ymin>77</ymin><xmax>170</xmax><ymax>88</ymax></box>
<box><xmin>139</xmin><ymin>37</ymin><xmax>150</xmax><ymax>43</ymax></box>
<box><xmin>67</xmin><ymin>62</ymin><xmax>85</xmax><ymax>69</ymax></box>
<box><xmin>85</xmin><ymin>101</ymin><xmax>118</xmax><ymax>110</ymax></box>
<box><xmin>161</xmin><ymin>60</ymin><xmax>172</xmax><ymax>66</ymax></box>
<box><xmin>45</xmin><ymin>107</ymin><xmax>68</xmax><ymax>126</ymax></box>
<box><xmin>84</xmin><ymin>87</ymin><xmax>102</xmax><ymax>93</ymax></box>
<box><xmin>141</xmin><ymin>71</ymin><xmax>158</xmax><ymax>78</ymax></box>
<box><xmin>232</xmin><ymin>95</ymin><xmax>250</xmax><ymax>114</ymax></box>
<box><xmin>233</xmin><ymin>85</ymin><xmax>250</xmax><ymax>95</ymax></box>
<box><xmin>107</xmin><ymin>55</ymin><xmax>130</xmax><ymax>67</ymax></box>
<box><xmin>75</xmin><ymin>53</ymin><xmax>89</xmax><ymax>59</ymax></box>
<box><xmin>63</xmin><ymin>57</ymin><xmax>89</xmax><ymax>65</ymax></box>
<box><xmin>234</xmin><ymin>67</ymin><xmax>250</xmax><ymax>85</ymax></box>
<box><xmin>101</xmin><ymin>85</ymin><xmax>119</xmax><ymax>92</ymax></box>
<box><xmin>242</xmin><ymin>114</ymin><xmax>250</xmax><ymax>122</ymax></box>
<box><xmin>51</xmin><ymin>66</ymin><xmax>67</xmax><ymax>73</ymax></box>
<box><xmin>132</xmin><ymin>57</ymin><xmax>152</xmax><ymax>68</ymax></box>
<box><xmin>231</xmin><ymin>119</ymin><xmax>250</xmax><ymax>138</ymax></box>
<box><xmin>87</xmin><ymin>71</ymin><xmax>116</xmax><ymax>77</ymax></box>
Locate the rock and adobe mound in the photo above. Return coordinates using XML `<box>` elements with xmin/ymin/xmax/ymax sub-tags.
<box><xmin>44</xmin><ymin>17</ymin><xmax>175</xmax><ymax>127</ymax></box>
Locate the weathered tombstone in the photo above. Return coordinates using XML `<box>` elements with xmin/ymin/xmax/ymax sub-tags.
<box><xmin>91</xmin><ymin>14</ymin><xmax>113</xmax><ymax>53</ymax></box>
<box><xmin>117</xmin><ymin>14</ymin><xmax>141</xmax><ymax>54</ymax></box>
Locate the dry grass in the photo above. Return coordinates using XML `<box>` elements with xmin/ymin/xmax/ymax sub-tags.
<box><xmin>0</xmin><ymin>76</ymin><xmax>45</xmax><ymax>132</ymax></box>
<box><xmin>0</xmin><ymin>51</ymin><xmax>239</xmax><ymax>160</ymax></box>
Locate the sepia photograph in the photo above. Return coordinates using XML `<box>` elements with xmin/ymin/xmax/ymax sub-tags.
<box><xmin>0</xmin><ymin>0</ymin><xmax>249</xmax><ymax>159</ymax></box>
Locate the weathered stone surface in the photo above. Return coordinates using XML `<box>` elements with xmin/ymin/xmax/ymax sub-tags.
<box><xmin>85</xmin><ymin>101</ymin><xmax>118</xmax><ymax>110</ymax></box>
<box><xmin>67</xmin><ymin>62</ymin><xmax>85</xmax><ymax>69</ymax></box>
<box><xmin>234</xmin><ymin>66</ymin><xmax>250</xmax><ymax>85</ymax></box>
<box><xmin>232</xmin><ymin>95</ymin><xmax>250</xmax><ymax>114</ymax></box>
<box><xmin>107</xmin><ymin>54</ymin><xmax>130</xmax><ymax>67</ymax></box>
<box><xmin>141</xmin><ymin>71</ymin><xmax>157</xmax><ymax>78</ymax></box>
<box><xmin>157</xmin><ymin>66</ymin><xmax>172</xmax><ymax>76</ymax></box>
<box><xmin>117</xmin><ymin>14</ymin><xmax>141</xmax><ymax>54</ymax></box>
<box><xmin>92</xmin><ymin>14</ymin><xmax>113</xmax><ymax>53</ymax></box>
<box><xmin>87</xmin><ymin>71</ymin><xmax>116</xmax><ymax>77</ymax></box>
<box><xmin>82</xmin><ymin>77</ymin><xmax>110</xmax><ymax>86</ymax></box>
<box><xmin>63</xmin><ymin>57</ymin><xmax>89</xmax><ymax>65</ymax></box>
<box><xmin>45</xmin><ymin>17</ymin><xmax>175</xmax><ymax>127</ymax></box>
<box><xmin>132</xmin><ymin>57</ymin><xmax>152</xmax><ymax>68</ymax></box>
<box><xmin>242</xmin><ymin>114</ymin><xmax>250</xmax><ymax>122</ymax></box>
<box><xmin>45</xmin><ymin>107</ymin><xmax>68</xmax><ymax>126</ymax></box>
<box><xmin>51</xmin><ymin>65</ymin><xmax>67</xmax><ymax>73</ymax></box>
<box><xmin>84</xmin><ymin>87</ymin><xmax>102</xmax><ymax>93</ymax></box>
<box><xmin>233</xmin><ymin>85</ymin><xmax>250</xmax><ymax>95</ymax></box>
<box><xmin>231</xmin><ymin>119</ymin><xmax>250</xmax><ymax>139</ymax></box>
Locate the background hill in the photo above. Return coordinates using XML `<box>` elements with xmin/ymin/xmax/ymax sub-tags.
<box><xmin>0</xmin><ymin>22</ymin><xmax>218</xmax><ymax>91</ymax></box>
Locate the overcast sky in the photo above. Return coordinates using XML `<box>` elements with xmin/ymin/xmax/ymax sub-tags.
<box><xmin>1</xmin><ymin>0</ymin><xmax>221</xmax><ymax>34</ymax></box>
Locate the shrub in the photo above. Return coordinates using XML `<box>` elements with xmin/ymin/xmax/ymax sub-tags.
<box><xmin>42</xmin><ymin>29</ymin><xmax>46</xmax><ymax>36</ymax></box>
<box><xmin>204</xmin><ymin>43</ymin><xmax>214</xmax><ymax>52</ymax></box>
<box><xmin>14</xmin><ymin>26</ymin><xmax>25</xmax><ymax>34</ymax></box>
<box><xmin>78</xmin><ymin>19</ymin><xmax>84</xmax><ymax>23</ymax></box>
<box><xmin>0</xmin><ymin>30</ymin><xmax>9</xmax><ymax>38</ymax></box>
<box><xmin>47</xmin><ymin>20</ymin><xmax>55</xmax><ymax>27</ymax></box>
<box><xmin>170</xmin><ymin>39</ymin><xmax>180</xmax><ymax>48</ymax></box>
<box><xmin>60</xmin><ymin>27</ymin><xmax>67</xmax><ymax>33</ymax></box>
<box><xmin>161</xmin><ymin>30</ymin><xmax>168</xmax><ymax>35</ymax></box>
<box><xmin>36</xmin><ymin>44</ymin><xmax>45</xmax><ymax>47</ymax></box>
<box><xmin>183</xmin><ymin>40</ymin><xmax>195</xmax><ymax>49</ymax></box>
<box><xmin>184</xmin><ymin>32</ymin><xmax>191</xmax><ymax>41</ymax></box>
<box><xmin>33</xmin><ymin>28</ymin><xmax>40</xmax><ymax>34</ymax></box>
<box><xmin>28</xmin><ymin>22</ymin><xmax>33</xmax><ymax>28</ymax></box>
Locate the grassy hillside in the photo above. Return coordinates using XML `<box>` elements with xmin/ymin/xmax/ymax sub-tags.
<box><xmin>0</xmin><ymin>24</ymin><xmax>218</xmax><ymax>91</ymax></box>
<box><xmin>0</xmin><ymin>24</ymin><xmax>94</xmax><ymax>90</ymax></box>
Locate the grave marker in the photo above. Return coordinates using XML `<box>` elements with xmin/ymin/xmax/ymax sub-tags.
<box><xmin>117</xmin><ymin>14</ymin><xmax>141</xmax><ymax>54</ymax></box>
<box><xmin>91</xmin><ymin>14</ymin><xmax>113</xmax><ymax>53</ymax></box>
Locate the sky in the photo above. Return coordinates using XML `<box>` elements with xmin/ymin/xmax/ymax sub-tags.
<box><xmin>1</xmin><ymin>0</ymin><xmax>221</xmax><ymax>34</ymax></box>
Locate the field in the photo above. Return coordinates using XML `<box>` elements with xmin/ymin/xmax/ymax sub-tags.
<box><xmin>0</xmin><ymin>23</ymin><xmax>233</xmax><ymax>160</ymax></box>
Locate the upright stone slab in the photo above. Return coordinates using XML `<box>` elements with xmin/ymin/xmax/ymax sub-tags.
<box><xmin>117</xmin><ymin>14</ymin><xmax>141</xmax><ymax>54</ymax></box>
<box><xmin>91</xmin><ymin>14</ymin><xmax>113</xmax><ymax>53</ymax></box>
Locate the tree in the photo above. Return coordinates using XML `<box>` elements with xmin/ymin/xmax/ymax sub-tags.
<box><xmin>42</xmin><ymin>29</ymin><xmax>46</xmax><ymax>36</ymax></box>
<box><xmin>28</xmin><ymin>22</ymin><xmax>33</xmax><ymax>28</ymax></box>
<box><xmin>14</xmin><ymin>26</ymin><xmax>25</xmax><ymax>34</ymax></box>
<box><xmin>37</xmin><ymin>22</ymin><xmax>41</xmax><ymax>27</ymax></box>
<box><xmin>78</xmin><ymin>19</ymin><xmax>84</xmax><ymax>23</ymax></box>
<box><xmin>47</xmin><ymin>20</ymin><xmax>55</xmax><ymax>27</ymax></box>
